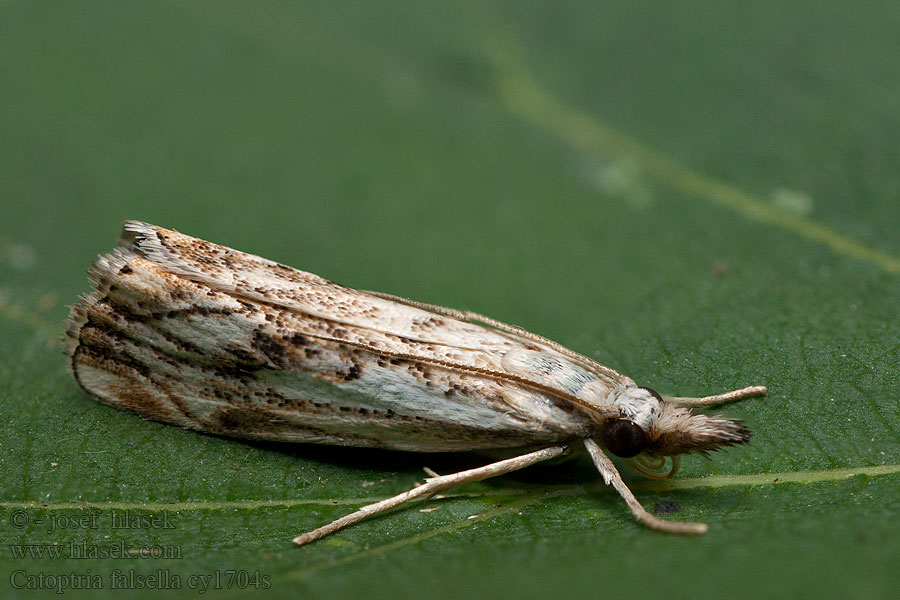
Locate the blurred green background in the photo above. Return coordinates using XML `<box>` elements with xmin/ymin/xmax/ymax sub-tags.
<box><xmin>1</xmin><ymin>1</ymin><xmax>899</xmax><ymax>598</ymax></box>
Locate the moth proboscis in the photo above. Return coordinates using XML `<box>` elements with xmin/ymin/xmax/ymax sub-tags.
<box><xmin>65</xmin><ymin>221</ymin><xmax>767</xmax><ymax>545</ymax></box>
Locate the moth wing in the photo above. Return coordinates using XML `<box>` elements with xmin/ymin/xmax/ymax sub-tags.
<box><xmin>68</xmin><ymin>249</ymin><xmax>595</xmax><ymax>450</ymax></box>
<box><xmin>119</xmin><ymin>222</ymin><xmax>620</xmax><ymax>406</ymax></box>
<box><xmin>122</xmin><ymin>222</ymin><xmax>518</xmax><ymax>345</ymax></box>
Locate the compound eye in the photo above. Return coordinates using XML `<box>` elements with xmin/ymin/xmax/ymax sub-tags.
<box><xmin>602</xmin><ymin>419</ymin><xmax>648</xmax><ymax>458</ymax></box>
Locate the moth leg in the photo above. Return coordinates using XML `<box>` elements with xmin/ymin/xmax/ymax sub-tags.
<box><xmin>663</xmin><ymin>385</ymin><xmax>767</xmax><ymax>408</ymax></box>
<box><xmin>583</xmin><ymin>438</ymin><xmax>707</xmax><ymax>535</ymax></box>
<box><xmin>362</xmin><ymin>290</ymin><xmax>632</xmax><ymax>385</ymax></box>
<box><xmin>292</xmin><ymin>445</ymin><xmax>569</xmax><ymax>547</ymax></box>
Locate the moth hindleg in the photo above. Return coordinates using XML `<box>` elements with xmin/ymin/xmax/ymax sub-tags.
<box><xmin>293</xmin><ymin>444</ymin><xmax>569</xmax><ymax>546</ymax></box>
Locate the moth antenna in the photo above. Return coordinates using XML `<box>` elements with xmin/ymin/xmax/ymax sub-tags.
<box><xmin>664</xmin><ymin>385</ymin><xmax>767</xmax><ymax>408</ymax></box>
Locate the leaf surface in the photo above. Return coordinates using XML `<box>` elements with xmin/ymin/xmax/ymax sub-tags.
<box><xmin>1</xmin><ymin>2</ymin><xmax>898</xmax><ymax>598</ymax></box>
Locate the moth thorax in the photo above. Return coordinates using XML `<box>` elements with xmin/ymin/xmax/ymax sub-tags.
<box><xmin>607</xmin><ymin>385</ymin><xmax>661</xmax><ymax>429</ymax></box>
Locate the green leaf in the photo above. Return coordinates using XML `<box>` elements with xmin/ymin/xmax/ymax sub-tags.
<box><xmin>1</xmin><ymin>2</ymin><xmax>898</xmax><ymax>598</ymax></box>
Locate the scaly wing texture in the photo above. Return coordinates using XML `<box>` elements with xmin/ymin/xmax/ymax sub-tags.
<box><xmin>121</xmin><ymin>221</ymin><xmax>620</xmax><ymax>407</ymax></box>
<box><xmin>64</xmin><ymin>222</ymin><xmax>618</xmax><ymax>451</ymax></box>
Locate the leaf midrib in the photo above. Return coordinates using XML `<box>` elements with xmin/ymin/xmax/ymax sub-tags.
<box><xmin>3</xmin><ymin>463</ymin><xmax>896</xmax><ymax>512</ymax></box>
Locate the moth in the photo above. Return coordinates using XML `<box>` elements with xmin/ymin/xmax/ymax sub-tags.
<box><xmin>65</xmin><ymin>221</ymin><xmax>766</xmax><ymax>544</ymax></box>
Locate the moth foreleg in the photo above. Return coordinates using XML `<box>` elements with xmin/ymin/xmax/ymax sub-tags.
<box><xmin>663</xmin><ymin>385</ymin><xmax>767</xmax><ymax>408</ymax></box>
<box><xmin>293</xmin><ymin>445</ymin><xmax>569</xmax><ymax>547</ymax></box>
<box><xmin>583</xmin><ymin>438</ymin><xmax>707</xmax><ymax>535</ymax></box>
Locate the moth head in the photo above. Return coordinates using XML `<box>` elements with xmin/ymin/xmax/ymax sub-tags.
<box><xmin>602</xmin><ymin>386</ymin><xmax>752</xmax><ymax>459</ymax></box>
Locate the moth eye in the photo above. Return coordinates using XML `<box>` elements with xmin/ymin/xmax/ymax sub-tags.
<box><xmin>639</xmin><ymin>386</ymin><xmax>663</xmax><ymax>402</ymax></box>
<box><xmin>602</xmin><ymin>419</ymin><xmax>648</xmax><ymax>458</ymax></box>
